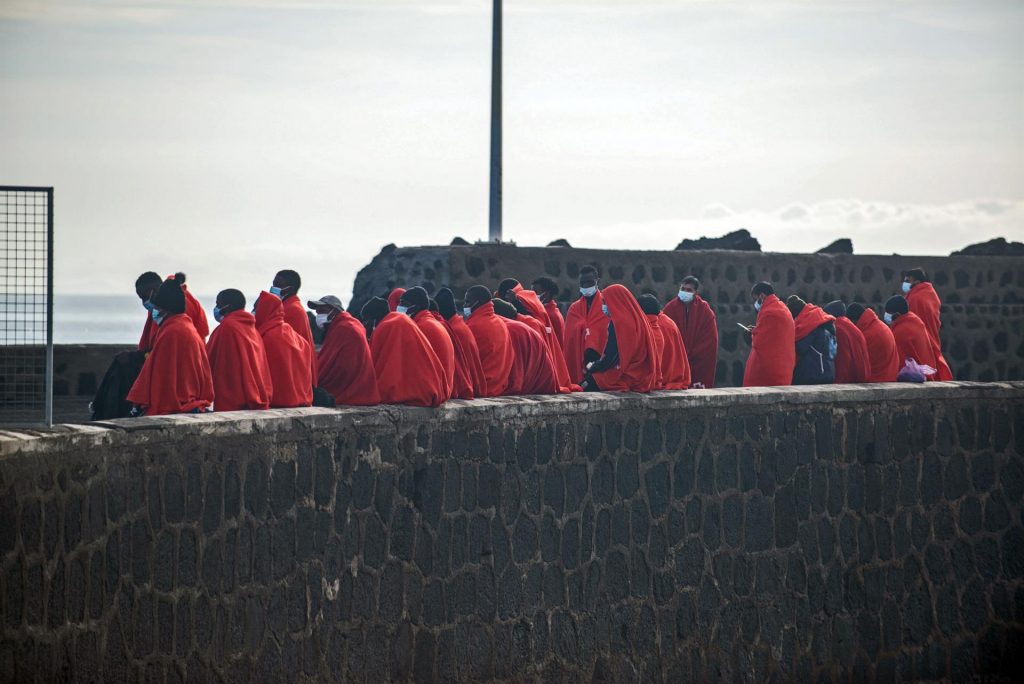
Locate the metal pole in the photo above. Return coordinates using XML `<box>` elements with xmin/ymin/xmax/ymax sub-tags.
<box><xmin>45</xmin><ymin>187</ymin><xmax>53</xmax><ymax>427</ymax></box>
<box><xmin>488</xmin><ymin>0</ymin><xmax>502</xmax><ymax>242</ymax></box>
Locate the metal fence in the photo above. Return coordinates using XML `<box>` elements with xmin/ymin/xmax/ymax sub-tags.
<box><xmin>0</xmin><ymin>186</ymin><xmax>54</xmax><ymax>427</ymax></box>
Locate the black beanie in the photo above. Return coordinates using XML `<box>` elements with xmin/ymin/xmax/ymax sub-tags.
<box><xmin>360</xmin><ymin>296</ymin><xmax>389</xmax><ymax>323</ymax></box>
<box><xmin>152</xmin><ymin>272</ymin><xmax>187</xmax><ymax>314</ymax></box>
<box><xmin>436</xmin><ymin>288</ymin><xmax>457</xmax><ymax>319</ymax></box>
<box><xmin>884</xmin><ymin>295</ymin><xmax>909</xmax><ymax>315</ymax></box>
<box><xmin>846</xmin><ymin>303</ymin><xmax>866</xmax><ymax>323</ymax></box>
<box><xmin>403</xmin><ymin>286</ymin><xmax>429</xmax><ymax>310</ymax></box>
<box><xmin>786</xmin><ymin>294</ymin><xmax>806</xmax><ymax>319</ymax></box>
<box><xmin>497</xmin><ymin>278</ymin><xmax>520</xmax><ymax>300</ymax></box>
<box><xmin>492</xmin><ymin>298</ymin><xmax>517</xmax><ymax>320</ymax></box>
<box><xmin>823</xmin><ymin>300</ymin><xmax>846</xmax><ymax>318</ymax></box>
<box><xmin>637</xmin><ymin>293</ymin><xmax>661</xmax><ymax>315</ymax></box>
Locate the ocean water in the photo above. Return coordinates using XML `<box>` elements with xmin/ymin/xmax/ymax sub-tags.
<box><xmin>54</xmin><ymin>294</ymin><xmax>218</xmax><ymax>344</ymax></box>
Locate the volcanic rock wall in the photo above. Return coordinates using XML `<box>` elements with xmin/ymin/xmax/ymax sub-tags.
<box><xmin>351</xmin><ymin>245</ymin><xmax>1024</xmax><ymax>386</ymax></box>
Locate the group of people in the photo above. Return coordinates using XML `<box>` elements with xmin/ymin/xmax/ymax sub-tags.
<box><xmin>117</xmin><ymin>264</ymin><xmax>951</xmax><ymax>417</ymax></box>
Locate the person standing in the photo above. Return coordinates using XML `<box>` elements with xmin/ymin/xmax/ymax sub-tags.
<box><xmin>564</xmin><ymin>266</ymin><xmax>609</xmax><ymax>385</ymax></box>
<box><xmin>902</xmin><ymin>268</ymin><xmax>944</xmax><ymax>350</ymax></box>
<box><xmin>742</xmin><ymin>282</ymin><xmax>795</xmax><ymax>387</ymax></box>
<box><xmin>884</xmin><ymin>295</ymin><xmax>954</xmax><ymax>381</ymax></box>
<box><xmin>662</xmin><ymin>276</ymin><xmax>718</xmax><ymax>388</ymax></box>
<box><xmin>787</xmin><ymin>296</ymin><xmax>836</xmax><ymax>385</ymax></box>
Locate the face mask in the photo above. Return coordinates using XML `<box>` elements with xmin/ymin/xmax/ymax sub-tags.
<box><xmin>678</xmin><ymin>290</ymin><xmax>695</xmax><ymax>304</ymax></box>
<box><xmin>151</xmin><ymin>308</ymin><xmax>164</xmax><ymax>325</ymax></box>
<box><xmin>143</xmin><ymin>299</ymin><xmax>155</xmax><ymax>311</ymax></box>
<box><xmin>315</xmin><ymin>313</ymin><xmax>329</xmax><ymax>329</ymax></box>
<box><xmin>754</xmin><ymin>299</ymin><xmax>762</xmax><ymax>311</ymax></box>
<box><xmin>269</xmin><ymin>286</ymin><xmax>284</xmax><ymax>298</ymax></box>
<box><xmin>601</xmin><ymin>304</ymin><xmax>610</xmax><ymax>317</ymax></box>
<box><xmin>884</xmin><ymin>312</ymin><xmax>893</xmax><ymax>324</ymax></box>
<box><xmin>213</xmin><ymin>306</ymin><xmax>225</xmax><ymax>323</ymax></box>
<box><xmin>580</xmin><ymin>285</ymin><xmax>598</xmax><ymax>298</ymax></box>
<box><xmin>463</xmin><ymin>306</ymin><xmax>473</xmax><ymax>318</ymax></box>
<box><xmin>396</xmin><ymin>305</ymin><xmax>409</xmax><ymax>315</ymax></box>
<box><xmin>901</xmin><ymin>282</ymin><xmax>912</xmax><ymax>294</ymax></box>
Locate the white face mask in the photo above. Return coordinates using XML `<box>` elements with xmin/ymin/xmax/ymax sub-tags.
<box><xmin>754</xmin><ymin>299</ymin><xmax>762</xmax><ymax>311</ymax></box>
<box><xmin>678</xmin><ymin>290</ymin><xmax>695</xmax><ymax>304</ymax></box>
<box><xmin>901</xmin><ymin>281</ymin><xmax>912</xmax><ymax>294</ymax></box>
<box><xmin>463</xmin><ymin>306</ymin><xmax>473</xmax><ymax>318</ymax></box>
<box><xmin>884</xmin><ymin>312</ymin><xmax>894</xmax><ymax>324</ymax></box>
<box><xmin>580</xmin><ymin>285</ymin><xmax>598</xmax><ymax>297</ymax></box>
<box><xmin>396</xmin><ymin>305</ymin><xmax>409</xmax><ymax>315</ymax></box>
<box><xmin>315</xmin><ymin>313</ymin><xmax>329</xmax><ymax>329</ymax></box>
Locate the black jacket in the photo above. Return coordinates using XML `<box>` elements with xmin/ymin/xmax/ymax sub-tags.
<box><xmin>793</xmin><ymin>322</ymin><xmax>836</xmax><ymax>385</ymax></box>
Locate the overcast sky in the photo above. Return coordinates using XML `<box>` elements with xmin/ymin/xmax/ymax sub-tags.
<box><xmin>2</xmin><ymin>0</ymin><xmax>1022</xmax><ymax>301</ymax></box>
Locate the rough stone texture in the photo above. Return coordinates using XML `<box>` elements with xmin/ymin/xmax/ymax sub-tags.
<box><xmin>349</xmin><ymin>244</ymin><xmax>1024</xmax><ymax>387</ymax></box>
<box><xmin>816</xmin><ymin>238</ymin><xmax>853</xmax><ymax>255</ymax></box>
<box><xmin>952</xmin><ymin>238</ymin><xmax>1024</xmax><ymax>257</ymax></box>
<box><xmin>1</xmin><ymin>382</ymin><xmax>1022</xmax><ymax>681</ymax></box>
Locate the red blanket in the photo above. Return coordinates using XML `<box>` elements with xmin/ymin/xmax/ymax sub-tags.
<box><xmin>206</xmin><ymin>310</ymin><xmax>272</xmax><ymax>411</ymax></box>
<box><xmin>662</xmin><ymin>294</ymin><xmax>718</xmax><ymax>388</ymax></box>
<box><xmin>317</xmin><ymin>311</ymin><xmax>380</xmax><ymax>405</ymax></box>
<box><xmin>833</xmin><ymin>317</ymin><xmax>870</xmax><ymax>384</ymax></box>
<box><xmin>891</xmin><ymin>312</ymin><xmax>953</xmax><ymax>381</ymax></box>
<box><xmin>466</xmin><ymin>301</ymin><xmax>515</xmax><ymax>397</ymax></box>
<box><xmin>564</xmin><ymin>290</ymin><xmax>608</xmax><ymax>384</ymax></box>
<box><xmin>413</xmin><ymin>310</ymin><xmax>455</xmax><ymax>401</ymax></box>
<box><xmin>855</xmin><ymin>308</ymin><xmax>900</xmax><ymax>382</ymax></box>
<box><xmin>793</xmin><ymin>304</ymin><xmax>834</xmax><ymax>342</ymax></box>
<box><xmin>127</xmin><ymin>313</ymin><xmax>214</xmax><ymax>415</ymax></box>
<box><xmin>590</xmin><ymin>284</ymin><xmax>658</xmax><ymax>393</ymax></box>
<box><xmin>282</xmin><ymin>295</ymin><xmax>317</xmax><ymax>380</ymax></box>
<box><xmin>371</xmin><ymin>312</ymin><xmax>447</xmax><ymax>407</ymax></box>
<box><xmin>545</xmin><ymin>299</ymin><xmax>566</xmax><ymax>345</ymax></box>
<box><xmin>657</xmin><ymin>312</ymin><xmax>691</xmax><ymax>390</ymax></box>
<box><xmin>743</xmin><ymin>294</ymin><xmax>795</xmax><ymax>387</ymax></box>
<box><xmin>513</xmin><ymin>285</ymin><xmax>575</xmax><ymax>392</ymax></box>
<box><xmin>445</xmin><ymin>314</ymin><xmax>487</xmax><ymax>398</ymax></box>
<box><xmin>905</xmin><ymin>282</ymin><xmax>943</xmax><ymax>349</ymax></box>
<box><xmin>139</xmin><ymin>283</ymin><xmax>208</xmax><ymax>351</ymax></box>
<box><xmin>255</xmin><ymin>292</ymin><xmax>313</xmax><ymax>408</ymax></box>
<box><xmin>502</xmin><ymin>318</ymin><xmax>559</xmax><ymax>395</ymax></box>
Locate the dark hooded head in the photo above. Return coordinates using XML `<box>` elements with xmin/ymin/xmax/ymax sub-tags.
<box><xmin>532</xmin><ymin>277</ymin><xmax>558</xmax><ymax>303</ymax></box>
<box><xmin>823</xmin><ymin>300</ymin><xmax>846</xmax><ymax>318</ymax></box>
<box><xmin>492</xmin><ymin>298</ymin><xmax>517</xmax><ymax>320</ymax></box>
<box><xmin>637</xmin><ymin>293</ymin><xmax>662</xmax><ymax>315</ymax></box>
<box><xmin>884</xmin><ymin>295</ymin><xmax>909</xmax><ymax>316</ymax></box>
<box><xmin>135</xmin><ymin>271</ymin><xmax>162</xmax><ymax>302</ymax></box>
<box><xmin>496</xmin><ymin>278</ymin><xmax>520</xmax><ymax>302</ymax></box>
<box><xmin>903</xmin><ymin>268</ymin><xmax>928</xmax><ymax>284</ymax></box>
<box><xmin>216</xmin><ymin>288</ymin><xmax>246</xmax><ymax>314</ymax></box>
<box><xmin>399</xmin><ymin>286</ymin><xmax>429</xmax><ymax>315</ymax></box>
<box><xmin>786</xmin><ymin>294</ymin><xmax>806</xmax><ymax>319</ymax></box>
<box><xmin>465</xmin><ymin>285</ymin><xmax>492</xmax><ymax>312</ymax></box>
<box><xmin>435</xmin><ymin>288</ymin><xmax>458</xmax><ymax>319</ymax></box>
<box><xmin>273</xmin><ymin>269</ymin><xmax>301</xmax><ymax>298</ymax></box>
<box><xmin>152</xmin><ymin>273</ymin><xmax>187</xmax><ymax>314</ymax></box>
<box><xmin>846</xmin><ymin>302</ymin><xmax>866</xmax><ymax>323</ymax></box>
<box><xmin>360</xmin><ymin>297</ymin><xmax>389</xmax><ymax>334</ymax></box>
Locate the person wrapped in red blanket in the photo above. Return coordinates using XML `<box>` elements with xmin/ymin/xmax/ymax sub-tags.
<box><xmin>581</xmin><ymin>284</ymin><xmax>658</xmax><ymax>393</ymax></box>
<box><xmin>492</xmin><ymin>298</ymin><xmax>559</xmax><ymax>395</ymax></box>
<box><xmin>360</xmin><ymin>297</ymin><xmax>447</xmax><ymax>407</ymax></box>
<box><xmin>463</xmin><ymin>285</ymin><xmax>515</xmax><ymax>397</ymax></box>
<box><xmin>884</xmin><ymin>295</ymin><xmax>953</xmax><ymax>381</ymax></box>
<box><xmin>127</xmin><ymin>273</ymin><xmax>214</xmax><ymax>416</ymax></box>
<box><xmin>206</xmin><ymin>288</ymin><xmax>273</xmax><ymax>411</ymax></box>
<box><xmin>823</xmin><ymin>300</ymin><xmax>870</xmax><ymax>384</ymax></box>
<box><xmin>662</xmin><ymin>276</ymin><xmax>718</xmax><ymax>388</ymax></box>
<box><xmin>254</xmin><ymin>290</ymin><xmax>313</xmax><ymax>408</ymax></box>
<box><xmin>742</xmin><ymin>282</ymin><xmax>795</xmax><ymax>387</ymax></box>
<box><xmin>435</xmin><ymin>288</ymin><xmax>486</xmax><ymax>399</ymax></box>
<box><xmin>564</xmin><ymin>266</ymin><xmax>609</xmax><ymax>385</ymax></box>
<box><xmin>136</xmin><ymin>271</ymin><xmax>209</xmax><ymax>351</ymax></box>
<box><xmin>308</xmin><ymin>294</ymin><xmax>379</xmax><ymax>406</ymax></box>
<box><xmin>532</xmin><ymin>277</ymin><xmax>565</xmax><ymax>345</ymax></box>
<box><xmin>902</xmin><ymin>268</ymin><xmax>944</xmax><ymax>350</ymax></box>
<box><xmin>847</xmin><ymin>303</ymin><xmax>900</xmax><ymax>382</ymax></box>
<box><xmin>637</xmin><ymin>294</ymin><xmax>690</xmax><ymax>390</ymax></box>
<box><xmin>398</xmin><ymin>287</ymin><xmax>455</xmax><ymax>401</ymax></box>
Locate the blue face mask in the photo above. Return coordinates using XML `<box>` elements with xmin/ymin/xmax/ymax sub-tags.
<box><xmin>463</xmin><ymin>306</ymin><xmax>473</xmax><ymax>318</ymax></box>
<box><xmin>396</xmin><ymin>305</ymin><xmax>409</xmax><ymax>315</ymax></box>
<box><xmin>883</xmin><ymin>312</ymin><xmax>894</xmax><ymax>324</ymax></box>
<box><xmin>901</xmin><ymin>282</ymin><xmax>912</xmax><ymax>294</ymax></box>
<box><xmin>269</xmin><ymin>286</ymin><xmax>284</xmax><ymax>298</ymax></box>
<box><xmin>754</xmin><ymin>299</ymin><xmax>762</xmax><ymax>311</ymax></box>
<box><xmin>678</xmin><ymin>290</ymin><xmax>695</xmax><ymax>304</ymax></box>
<box><xmin>580</xmin><ymin>285</ymin><xmax>598</xmax><ymax>298</ymax></box>
<box><xmin>213</xmin><ymin>306</ymin><xmax>225</xmax><ymax>323</ymax></box>
<box><xmin>151</xmin><ymin>308</ymin><xmax>164</xmax><ymax>325</ymax></box>
<box><xmin>601</xmin><ymin>304</ymin><xmax>610</xmax><ymax>317</ymax></box>
<box><xmin>143</xmin><ymin>299</ymin><xmax>155</xmax><ymax>311</ymax></box>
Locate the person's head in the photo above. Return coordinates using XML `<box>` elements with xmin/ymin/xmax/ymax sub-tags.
<box><xmin>750</xmin><ymin>282</ymin><xmax>774</xmax><ymax>309</ymax></box>
<box><xmin>823</xmin><ymin>300</ymin><xmax>846</xmax><ymax>318</ymax></box>
<box><xmin>151</xmin><ymin>272</ymin><xmax>187</xmax><ymax>323</ymax></box>
<box><xmin>532</xmin><ymin>277</ymin><xmax>559</xmax><ymax>304</ymax></box>
<box><xmin>883</xmin><ymin>295</ymin><xmax>909</xmax><ymax>325</ymax></box>
<box><xmin>306</xmin><ymin>295</ymin><xmax>344</xmax><ymax>329</ymax></box>
<box><xmin>135</xmin><ymin>271</ymin><xmax>163</xmax><ymax>309</ymax></box>
<box><xmin>492</xmin><ymin>297</ymin><xmax>517</xmax><ymax>320</ymax></box>
<box><xmin>435</xmin><ymin>288</ymin><xmax>458</xmax><ymax>319</ymax></box>
<box><xmin>637</xmin><ymin>293</ymin><xmax>662</xmax><ymax>315</ymax></box>
<box><xmin>215</xmin><ymin>288</ymin><xmax>246</xmax><ymax>322</ymax></box>
<box><xmin>496</xmin><ymin>278</ymin><xmax>521</xmax><ymax>303</ymax></box>
<box><xmin>678</xmin><ymin>276</ymin><xmax>700</xmax><ymax>303</ymax></box>
<box><xmin>464</xmin><ymin>285</ymin><xmax>492</xmax><ymax>315</ymax></box>
<box><xmin>902</xmin><ymin>268</ymin><xmax>927</xmax><ymax>295</ymax></box>
<box><xmin>359</xmin><ymin>297</ymin><xmax>389</xmax><ymax>337</ymax></box>
<box><xmin>387</xmin><ymin>288</ymin><xmax>406</xmax><ymax>312</ymax></box>
<box><xmin>398</xmin><ymin>286</ymin><xmax>429</xmax><ymax>316</ymax></box>
<box><xmin>846</xmin><ymin>302</ymin><xmax>866</xmax><ymax>324</ymax></box>
<box><xmin>786</xmin><ymin>295</ymin><xmax>806</xmax><ymax>319</ymax></box>
<box><xmin>272</xmin><ymin>269</ymin><xmax>301</xmax><ymax>299</ymax></box>
<box><xmin>578</xmin><ymin>266</ymin><xmax>600</xmax><ymax>297</ymax></box>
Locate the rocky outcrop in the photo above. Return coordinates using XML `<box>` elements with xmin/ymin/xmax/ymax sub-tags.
<box><xmin>952</xmin><ymin>237</ymin><xmax>1024</xmax><ymax>257</ymax></box>
<box><xmin>816</xmin><ymin>238</ymin><xmax>853</xmax><ymax>254</ymax></box>
<box><xmin>675</xmin><ymin>229</ymin><xmax>761</xmax><ymax>252</ymax></box>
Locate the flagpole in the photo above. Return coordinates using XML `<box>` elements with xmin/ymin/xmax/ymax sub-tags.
<box><xmin>488</xmin><ymin>0</ymin><xmax>502</xmax><ymax>242</ymax></box>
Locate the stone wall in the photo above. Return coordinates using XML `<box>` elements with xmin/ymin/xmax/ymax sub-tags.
<box><xmin>351</xmin><ymin>245</ymin><xmax>1024</xmax><ymax>386</ymax></box>
<box><xmin>1</xmin><ymin>382</ymin><xmax>1022</xmax><ymax>681</ymax></box>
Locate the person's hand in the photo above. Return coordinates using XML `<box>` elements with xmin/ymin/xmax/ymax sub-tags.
<box><xmin>743</xmin><ymin>329</ymin><xmax>753</xmax><ymax>344</ymax></box>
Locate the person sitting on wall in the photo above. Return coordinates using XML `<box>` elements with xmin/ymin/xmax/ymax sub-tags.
<box><xmin>742</xmin><ymin>282</ymin><xmax>795</xmax><ymax>388</ymax></box>
<box><xmin>884</xmin><ymin>295</ymin><xmax>954</xmax><ymax>381</ymax></box>
<box><xmin>205</xmin><ymin>288</ymin><xmax>273</xmax><ymax>411</ymax></box>
<box><xmin>531</xmin><ymin>276</ymin><xmax>565</xmax><ymax>344</ymax></box>
<box><xmin>136</xmin><ymin>270</ymin><xmax>208</xmax><ymax>351</ymax></box>
<box><xmin>253</xmin><ymin>290</ymin><xmax>314</xmax><ymax>408</ymax></box>
<box><xmin>846</xmin><ymin>303</ymin><xmax>900</xmax><ymax>382</ymax></box>
<box><xmin>492</xmin><ymin>298</ymin><xmax>559</xmax><ymax>395</ymax></box>
<box><xmin>581</xmin><ymin>284</ymin><xmax>658</xmax><ymax>393</ymax></box>
<box><xmin>662</xmin><ymin>275</ymin><xmax>718</xmax><ymax>389</ymax></box>
<box><xmin>637</xmin><ymin>294</ymin><xmax>691</xmax><ymax>390</ymax></box>
<box><xmin>387</xmin><ymin>288</ymin><xmax>405</xmax><ymax>312</ymax></box>
<box><xmin>363</xmin><ymin>296</ymin><xmax>448</xmax><ymax>407</ymax></box>
<box><xmin>436</xmin><ymin>288</ymin><xmax>487</xmax><ymax>398</ymax></box>
<box><xmin>463</xmin><ymin>285</ymin><xmax>515</xmax><ymax>397</ymax></box>
<box><xmin>822</xmin><ymin>300</ymin><xmax>870</xmax><ymax>384</ymax></box>
<box><xmin>496</xmin><ymin>278</ymin><xmax>575</xmax><ymax>392</ymax></box>
<box><xmin>787</xmin><ymin>295</ymin><xmax>837</xmax><ymax>385</ymax></box>
<box><xmin>902</xmin><ymin>268</ymin><xmax>944</xmax><ymax>351</ymax></box>
<box><xmin>126</xmin><ymin>273</ymin><xmax>214</xmax><ymax>416</ymax></box>
<box><xmin>398</xmin><ymin>287</ymin><xmax>455</xmax><ymax>401</ymax></box>
<box><xmin>308</xmin><ymin>294</ymin><xmax>380</xmax><ymax>406</ymax></box>
<box><xmin>564</xmin><ymin>265</ymin><xmax>609</xmax><ymax>386</ymax></box>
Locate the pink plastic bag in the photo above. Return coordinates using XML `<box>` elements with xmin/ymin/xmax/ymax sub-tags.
<box><xmin>897</xmin><ymin>358</ymin><xmax>936</xmax><ymax>383</ymax></box>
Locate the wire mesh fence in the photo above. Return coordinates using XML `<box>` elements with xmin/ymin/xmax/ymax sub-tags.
<box><xmin>1</xmin><ymin>186</ymin><xmax>53</xmax><ymax>427</ymax></box>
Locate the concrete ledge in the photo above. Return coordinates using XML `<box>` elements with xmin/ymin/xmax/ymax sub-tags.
<box><xmin>3</xmin><ymin>381</ymin><xmax>1022</xmax><ymax>460</ymax></box>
